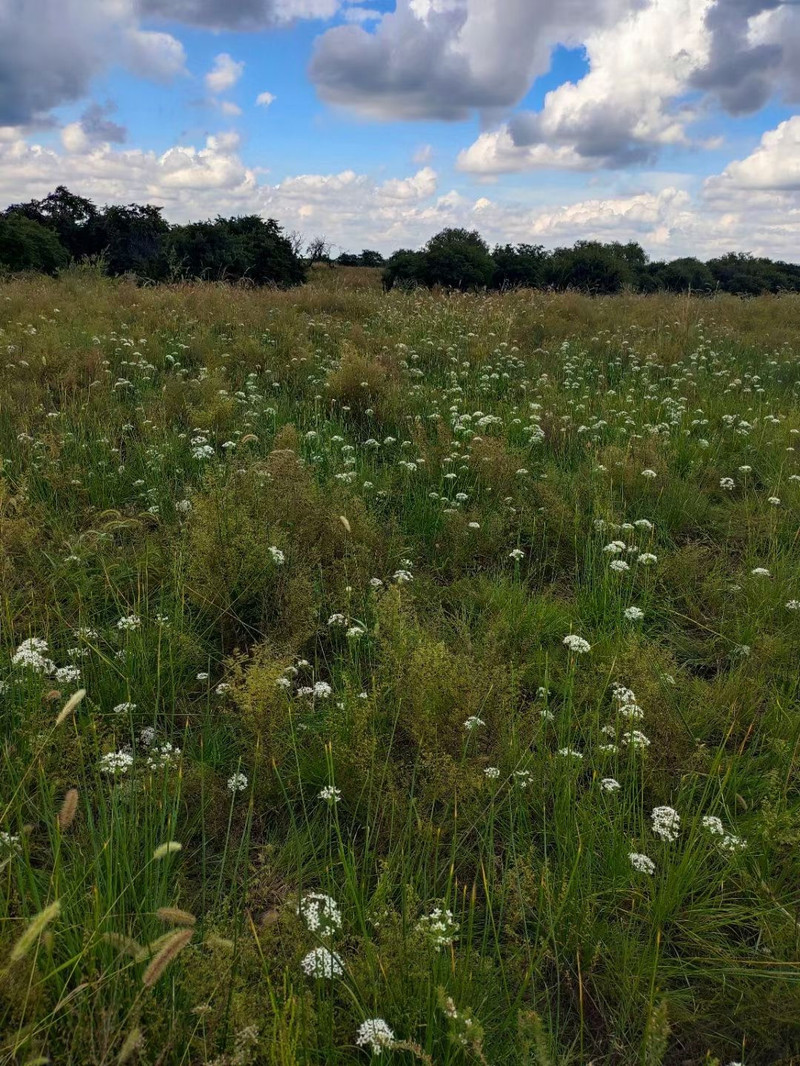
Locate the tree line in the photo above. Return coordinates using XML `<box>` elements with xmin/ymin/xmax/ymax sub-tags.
<box><xmin>2</xmin><ymin>187</ymin><xmax>800</xmax><ymax>296</ymax></box>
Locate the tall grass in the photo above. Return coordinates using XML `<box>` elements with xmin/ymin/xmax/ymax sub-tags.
<box><xmin>1</xmin><ymin>270</ymin><xmax>799</xmax><ymax>1064</ymax></box>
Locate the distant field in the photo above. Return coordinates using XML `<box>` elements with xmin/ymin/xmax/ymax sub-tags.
<box><xmin>1</xmin><ymin>268</ymin><xmax>799</xmax><ymax>1065</ymax></box>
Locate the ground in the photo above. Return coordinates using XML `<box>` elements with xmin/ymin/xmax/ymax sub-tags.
<box><xmin>1</xmin><ymin>267</ymin><xmax>799</xmax><ymax>1065</ymax></box>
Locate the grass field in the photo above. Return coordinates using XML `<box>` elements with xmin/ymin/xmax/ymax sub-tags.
<box><xmin>1</xmin><ymin>266</ymin><xmax>799</xmax><ymax>1066</ymax></box>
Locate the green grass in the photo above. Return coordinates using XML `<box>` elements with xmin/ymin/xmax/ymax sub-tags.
<box><xmin>1</xmin><ymin>267</ymin><xmax>799</xmax><ymax>1065</ymax></box>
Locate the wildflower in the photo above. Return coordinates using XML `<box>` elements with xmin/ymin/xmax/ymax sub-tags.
<box><xmin>116</xmin><ymin>615</ymin><xmax>141</xmax><ymax>631</ymax></box>
<box><xmin>509</xmin><ymin>548</ymin><xmax>525</xmax><ymax>560</ymax></box>
<box><xmin>0</xmin><ymin>830</ymin><xmax>22</xmax><ymax>854</ymax></box>
<box><xmin>641</xmin><ymin>469</ymin><xmax>657</xmax><ymax>479</ymax></box>
<box><xmin>610</xmin><ymin>559</ymin><xmax>630</xmax><ymax>573</ymax></box>
<box><xmin>369</xmin><ymin>577</ymin><xmax>384</xmax><ymax>588</ymax></box>
<box><xmin>621</xmin><ymin>729</ymin><xmax>651</xmax><ymax>749</ymax></box>
<box><xmin>768</xmin><ymin>496</ymin><xmax>781</xmax><ymax>506</ymax></box>
<box><xmin>12</xmin><ymin>638</ymin><xmax>56</xmax><ymax>675</ymax></box>
<box><xmin>463</xmin><ymin>716</ymin><xmax>485</xmax><ymax>731</ymax></box>
<box><xmin>786</xmin><ymin>600</ymin><xmax>800</xmax><ymax>610</ymax></box>
<box><xmin>313</xmin><ymin>681</ymin><xmax>333</xmax><ymax>699</ymax></box>
<box><xmin>99</xmin><ymin>750</ymin><xmax>134</xmax><ymax>775</ymax></box>
<box><xmin>393</xmin><ymin>569</ymin><xmax>413</xmax><ymax>584</ymax></box>
<box><xmin>113</xmin><ymin>701</ymin><xmax>136</xmax><ymax>715</ymax></box>
<box><xmin>624</xmin><ymin>606</ymin><xmax>644</xmax><ymax>621</ymax></box>
<box><xmin>702</xmin><ymin>815</ymin><xmax>746</xmax><ymax>852</ymax></box>
<box><xmin>356</xmin><ymin>1019</ymin><xmax>396</xmax><ymax>1055</ymax></box>
<box><xmin>328</xmin><ymin>613</ymin><xmax>348</xmax><ymax>627</ymax></box>
<box><xmin>301</xmin><ymin>947</ymin><xmax>344</xmax><ymax>978</ymax></box>
<box><xmin>227</xmin><ymin>772</ymin><xmax>248</xmax><ymax>793</ymax></box>
<box><xmin>196</xmin><ymin>672</ymin><xmax>209</xmax><ymax>681</ymax></box>
<box><xmin>268</xmin><ymin>546</ymin><xmax>285</xmax><ymax>565</ymax></box>
<box><xmin>639</xmin><ymin>552</ymin><xmax>658</xmax><ymax>565</ymax></box>
<box><xmin>634</xmin><ymin>518</ymin><xmax>654</xmax><ymax>531</ymax></box>
<box><xmin>54</xmin><ymin>665</ymin><xmax>81</xmax><ymax>684</ymax></box>
<box><xmin>318</xmin><ymin>785</ymin><xmax>341</xmax><ymax>804</ymax></box>
<box><xmin>563</xmin><ymin>634</ymin><xmax>591</xmax><ymax>654</ymax></box>
<box><xmin>298</xmin><ymin>893</ymin><xmax>341</xmax><ymax>935</ymax></box>
<box><xmin>215</xmin><ymin>682</ymin><xmax>231</xmax><ymax>695</ymax></box>
<box><xmin>558</xmin><ymin>746</ymin><xmax>583</xmax><ymax>760</ymax></box>
<box><xmin>603</xmin><ymin>541</ymin><xmax>626</xmax><ymax>554</ymax></box>
<box><xmin>483</xmin><ymin>766</ymin><xmax>500</xmax><ymax>779</ymax></box>
<box><xmin>629</xmin><ymin>852</ymin><xmax>656</xmax><ymax>875</ymax></box>
<box><xmin>750</xmin><ymin>567</ymin><xmax>771</xmax><ymax>577</ymax></box>
<box><xmin>651</xmin><ymin>806</ymin><xmax>680</xmax><ymax>842</ymax></box>
<box><xmin>346</xmin><ymin>625</ymin><xmax>365</xmax><ymax>639</ymax></box>
<box><xmin>513</xmin><ymin>769</ymin><xmax>532</xmax><ymax>788</ymax></box>
<box><xmin>720</xmin><ymin>477</ymin><xmax>735</xmax><ymax>490</ymax></box>
<box><xmin>600</xmin><ymin>778</ymin><xmax>621</xmax><ymax>792</ymax></box>
<box><xmin>416</xmin><ymin>906</ymin><xmax>459</xmax><ymax>951</ymax></box>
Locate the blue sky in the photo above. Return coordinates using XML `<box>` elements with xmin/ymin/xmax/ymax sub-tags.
<box><xmin>2</xmin><ymin>0</ymin><xmax>800</xmax><ymax>259</ymax></box>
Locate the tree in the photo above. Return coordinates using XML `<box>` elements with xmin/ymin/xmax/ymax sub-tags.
<box><xmin>94</xmin><ymin>203</ymin><xmax>170</xmax><ymax>279</ymax></box>
<box><xmin>359</xmin><ymin>249</ymin><xmax>385</xmax><ymax>267</ymax></box>
<box><xmin>3</xmin><ymin>185</ymin><xmax>99</xmax><ymax>260</ymax></box>
<box><xmin>421</xmin><ymin>228</ymin><xmax>496</xmax><ymax>290</ymax></box>
<box><xmin>166</xmin><ymin>215</ymin><xmax>306</xmax><ymax>287</ymax></box>
<box><xmin>382</xmin><ymin>249</ymin><xmax>426</xmax><ymax>290</ymax></box>
<box><xmin>492</xmin><ymin>243</ymin><xmax>547</xmax><ymax>289</ymax></box>
<box><xmin>547</xmin><ymin>241</ymin><xmax>632</xmax><ymax>294</ymax></box>
<box><xmin>658</xmin><ymin>257</ymin><xmax>714</xmax><ymax>293</ymax></box>
<box><xmin>307</xmin><ymin>235</ymin><xmax>334</xmax><ymax>267</ymax></box>
<box><xmin>0</xmin><ymin>214</ymin><xmax>68</xmax><ymax>274</ymax></box>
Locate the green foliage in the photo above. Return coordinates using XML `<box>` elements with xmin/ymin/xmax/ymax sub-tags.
<box><xmin>0</xmin><ymin>213</ymin><xmax>68</xmax><ymax>274</ymax></box>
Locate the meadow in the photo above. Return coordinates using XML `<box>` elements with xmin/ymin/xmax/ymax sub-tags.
<box><xmin>1</xmin><ymin>266</ymin><xmax>799</xmax><ymax>1066</ymax></box>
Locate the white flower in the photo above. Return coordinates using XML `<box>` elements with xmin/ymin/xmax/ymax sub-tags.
<box><xmin>651</xmin><ymin>805</ymin><xmax>680</xmax><ymax>842</ymax></box>
<box><xmin>227</xmin><ymin>772</ymin><xmax>248</xmax><ymax>793</ymax></box>
<box><xmin>113</xmin><ymin>701</ymin><xmax>136</xmax><ymax>715</ymax></box>
<box><xmin>702</xmin><ymin>815</ymin><xmax>746</xmax><ymax>853</ymax></box>
<box><xmin>621</xmin><ymin>729</ymin><xmax>651</xmax><ymax>749</ymax></box>
<box><xmin>328</xmin><ymin>613</ymin><xmax>348</xmax><ymax>627</ymax></box>
<box><xmin>600</xmin><ymin>777</ymin><xmax>621</xmax><ymax>792</ymax></box>
<box><xmin>346</xmin><ymin>626</ymin><xmax>365</xmax><ymax>639</ymax></box>
<box><xmin>603</xmin><ymin>541</ymin><xmax>626</xmax><ymax>554</ymax></box>
<box><xmin>750</xmin><ymin>567</ymin><xmax>771</xmax><ymax>577</ymax></box>
<box><xmin>638</xmin><ymin>553</ymin><xmax>657</xmax><ymax>565</ymax></box>
<box><xmin>610</xmin><ymin>559</ymin><xmax>630</xmax><ymax>573</ymax></box>
<box><xmin>215</xmin><ymin>682</ymin><xmax>231</xmax><ymax>695</ymax></box>
<box><xmin>483</xmin><ymin>766</ymin><xmax>500</xmax><ymax>779</ymax></box>
<box><xmin>720</xmin><ymin>477</ymin><xmax>735</xmax><ymax>490</ymax></box>
<box><xmin>12</xmin><ymin>638</ymin><xmax>56</xmax><ymax>675</ymax></box>
<box><xmin>786</xmin><ymin>600</ymin><xmax>800</xmax><ymax>610</ymax></box>
<box><xmin>416</xmin><ymin>906</ymin><xmax>459</xmax><ymax>951</ymax></box>
<box><xmin>513</xmin><ymin>769</ymin><xmax>532</xmax><ymax>788</ymax></box>
<box><xmin>318</xmin><ymin>785</ymin><xmax>341</xmax><ymax>804</ymax></box>
<box><xmin>356</xmin><ymin>1019</ymin><xmax>395</xmax><ymax>1055</ymax></box>
<box><xmin>563</xmin><ymin>634</ymin><xmax>591</xmax><ymax>654</ymax></box>
<box><xmin>634</xmin><ymin>519</ymin><xmax>653</xmax><ymax>531</ymax></box>
<box><xmin>99</xmin><ymin>750</ymin><xmax>134</xmax><ymax>775</ymax></box>
<box><xmin>196</xmin><ymin>672</ymin><xmax>209</xmax><ymax>681</ymax></box>
<box><xmin>116</xmin><ymin>615</ymin><xmax>141</xmax><ymax>631</ymax></box>
<box><xmin>276</xmin><ymin>676</ymin><xmax>292</xmax><ymax>689</ymax></box>
<box><xmin>641</xmin><ymin>469</ymin><xmax>657</xmax><ymax>479</ymax></box>
<box><xmin>509</xmin><ymin>548</ymin><xmax>525</xmax><ymax>560</ymax></box>
<box><xmin>313</xmin><ymin>681</ymin><xmax>333</xmax><ymax>699</ymax></box>
<box><xmin>467</xmin><ymin>521</ymin><xmax>480</xmax><ymax>530</ymax></box>
<box><xmin>268</xmin><ymin>546</ymin><xmax>285</xmax><ymax>565</ymax></box>
<box><xmin>463</xmin><ymin>716</ymin><xmax>485</xmax><ymax>731</ymax></box>
<box><xmin>624</xmin><ymin>606</ymin><xmax>644</xmax><ymax>621</ymax></box>
<box><xmin>768</xmin><ymin>496</ymin><xmax>781</xmax><ymax>506</ymax></box>
<box><xmin>298</xmin><ymin>893</ymin><xmax>341</xmax><ymax>935</ymax></box>
<box><xmin>393</xmin><ymin>569</ymin><xmax>413</xmax><ymax>584</ymax></box>
<box><xmin>629</xmin><ymin>852</ymin><xmax>656</xmax><ymax>875</ymax></box>
<box><xmin>0</xmin><ymin>830</ymin><xmax>22</xmax><ymax>854</ymax></box>
<box><xmin>301</xmin><ymin>947</ymin><xmax>344</xmax><ymax>979</ymax></box>
<box><xmin>55</xmin><ymin>665</ymin><xmax>81</xmax><ymax>684</ymax></box>
<box><xmin>558</xmin><ymin>747</ymin><xmax>583</xmax><ymax>759</ymax></box>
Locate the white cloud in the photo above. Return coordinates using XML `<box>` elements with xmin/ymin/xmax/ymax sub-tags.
<box><xmin>412</xmin><ymin>143</ymin><xmax>433</xmax><ymax>165</ymax></box>
<box><xmin>458</xmin><ymin>0</ymin><xmax>713</xmax><ymax>173</ymax></box>
<box><xmin>0</xmin><ymin>0</ymin><xmax>185</xmax><ymax>126</ymax></box>
<box><xmin>2</xmin><ymin>127</ymin><xmax>800</xmax><ymax>260</ymax></box>
<box><xmin>205</xmin><ymin>53</ymin><xmax>245</xmax><ymax>94</ymax></box>
<box><xmin>706</xmin><ymin>116</ymin><xmax>800</xmax><ymax>194</ymax></box>
<box><xmin>219</xmin><ymin>101</ymin><xmax>243</xmax><ymax>116</ymax></box>
<box><xmin>256</xmin><ymin>91</ymin><xmax>277</xmax><ymax>107</ymax></box>
<box><xmin>309</xmin><ymin>0</ymin><xmax>627</xmax><ymax>121</ymax></box>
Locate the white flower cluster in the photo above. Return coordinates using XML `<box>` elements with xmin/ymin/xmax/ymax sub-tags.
<box><xmin>562</xmin><ymin>634</ymin><xmax>591</xmax><ymax>655</ymax></box>
<box><xmin>629</xmin><ymin>852</ymin><xmax>656</xmax><ymax>875</ymax></box>
<box><xmin>701</xmin><ymin>815</ymin><xmax>746</xmax><ymax>853</ymax></box>
<box><xmin>416</xmin><ymin>906</ymin><xmax>460</xmax><ymax>952</ymax></box>
<box><xmin>651</xmin><ymin>805</ymin><xmax>680</xmax><ymax>842</ymax></box>
<box><xmin>301</xmin><ymin>946</ymin><xmax>344</xmax><ymax>979</ymax></box>
<box><xmin>298</xmin><ymin>892</ymin><xmax>342</xmax><ymax>936</ymax></box>
<box><xmin>356</xmin><ymin>1019</ymin><xmax>395</xmax><ymax>1055</ymax></box>
<box><xmin>227</xmin><ymin>772</ymin><xmax>249</xmax><ymax>793</ymax></box>
<box><xmin>11</xmin><ymin>637</ymin><xmax>56</xmax><ymax>675</ymax></box>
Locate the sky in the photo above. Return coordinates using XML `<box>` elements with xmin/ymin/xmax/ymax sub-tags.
<box><xmin>1</xmin><ymin>0</ymin><xmax>800</xmax><ymax>260</ymax></box>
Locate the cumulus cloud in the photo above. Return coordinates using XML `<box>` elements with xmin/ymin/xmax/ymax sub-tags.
<box><xmin>309</xmin><ymin>0</ymin><xmax>627</xmax><ymax>121</ymax></box>
<box><xmin>691</xmin><ymin>0</ymin><xmax>800</xmax><ymax>114</ymax></box>
<box><xmin>706</xmin><ymin>116</ymin><xmax>800</xmax><ymax>194</ymax></box>
<box><xmin>458</xmin><ymin>0</ymin><xmax>712</xmax><ymax>174</ymax></box>
<box><xmin>0</xmin><ymin>0</ymin><xmax>185</xmax><ymax>126</ymax></box>
<box><xmin>3</xmin><ymin>125</ymin><xmax>800</xmax><ymax>259</ymax></box>
<box><xmin>136</xmin><ymin>0</ymin><xmax>340</xmax><ymax>30</ymax></box>
<box><xmin>256</xmin><ymin>91</ymin><xmax>277</xmax><ymax>107</ymax></box>
<box><xmin>205</xmin><ymin>53</ymin><xmax>245</xmax><ymax>94</ymax></box>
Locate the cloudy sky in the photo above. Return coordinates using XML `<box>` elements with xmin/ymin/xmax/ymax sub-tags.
<box><xmin>1</xmin><ymin>0</ymin><xmax>800</xmax><ymax>259</ymax></box>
